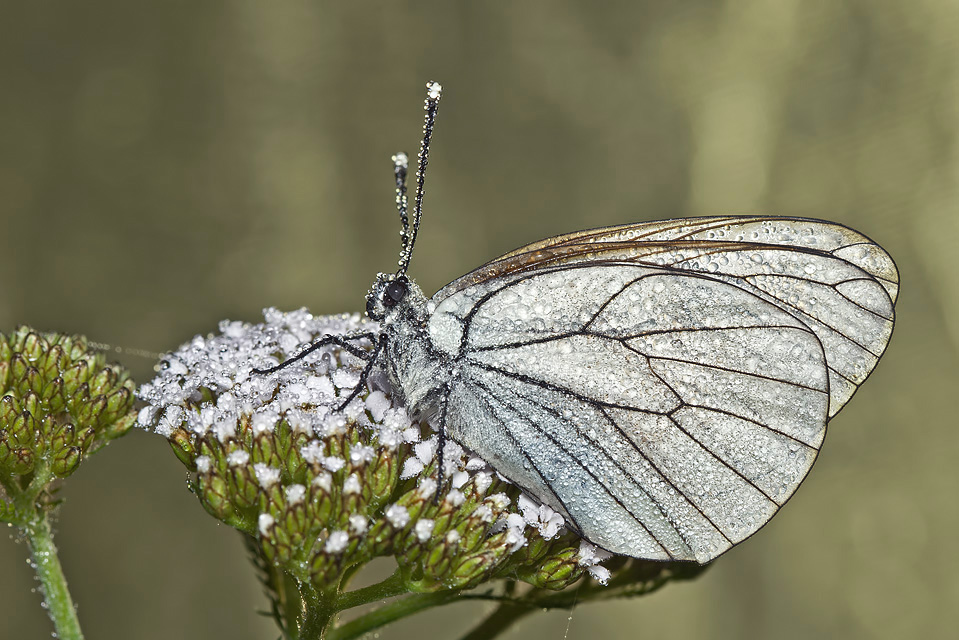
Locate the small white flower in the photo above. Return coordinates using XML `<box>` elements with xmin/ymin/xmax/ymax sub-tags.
<box><xmin>343</xmin><ymin>474</ymin><xmax>361</xmax><ymax>495</ymax></box>
<box><xmin>417</xmin><ymin>478</ymin><xmax>437</xmax><ymax>498</ymax></box>
<box><xmin>213</xmin><ymin>418</ymin><xmax>237</xmax><ymax>441</ymax></box>
<box><xmin>350</xmin><ymin>444</ymin><xmax>375</xmax><ymax>464</ymax></box>
<box><xmin>465</xmin><ymin>457</ymin><xmax>487</xmax><ymax>471</ymax></box>
<box><xmin>504</xmin><ymin>513</ymin><xmax>528</xmax><ymax>552</ymax></box>
<box><xmin>285</xmin><ymin>484</ymin><xmax>306</xmax><ymax>504</ymax></box>
<box><xmin>519</xmin><ymin>493</ymin><xmax>566</xmax><ymax>540</ymax></box>
<box><xmin>349</xmin><ymin>514</ymin><xmax>369</xmax><ymax>534</ymax></box>
<box><xmin>300</xmin><ymin>441</ymin><xmax>325</xmax><ymax>464</ymax></box>
<box><xmin>365</xmin><ymin>390</ymin><xmax>391</xmax><ymax>420</ymax></box>
<box><xmin>414</xmin><ymin>439</ymin><xmax>436</xmax><ymax>464</ymax></box>
<box><xmin>195</xmin><ymin>455</ymin><xmax>212</xmax><ymax>473</ymax></box>
<box><xmin>450</xmin><ymin>471</ymin><xmax>469</xmax><ymax>489</ymax></box>
<box><xmin>332</xmin><ymin>368</ymin><xmax>359</xmax><ymax>390</ymax></box>
<box><xmin>325</xmin><ymin>530</ymin><xmax>349</xmax><ymax>554</ymax></box>
<box><xmin>221</xmin><ymin>320</ymin><xmax>247</xmax><ymax>338</ymax></box>
<box><xmin>313</xmin><ymin>473</ymin><xmax>332</xmax><ymax>492</ymax></box>
<box><xmin>227</xmin><ymin>450</ymin><xmax>250</xmax><ymax>467</ymax></box>
<box><xmin>487</xmin><ymin>493</ymin><xmax>510</xmax><ymax>510</ymax></box>
<box><xmin>472</xmin><ymin>504</ymin><xmax>494</xmax><ymax>523</ymax></box>
<box><xmin>156</xmin><ymin>406</ymin><xmax>183</xmax><ymax>437</ymax></box>
<box><xmin>401</xmin><ymin>458</ymin><xmax>424</xmax><ymax>479</ymax></box>
<box><xmin>322</xmin><ymin>456</ymin><xmax>346</xmax><ymax>473</ymax></box>
<box><xmin>385</xmin><ymin>504</ymin><xmax>410</xmax><ymax>528</ymax></box>
<box><xmin>472</xmin><ymin>472</ymin><xmax>493</xmax><ymax>495</ymax></box>
<box><xmin>577</xmin><ymin>540</ymin><xmax>612</xmax><ymax>584</ymax></box>
<box><xmin>258</xmin><ymin>513</ymin><xmax>275</xmax><ymax>537</ymax></box>
<box><xmin>251</xmin><ymin>410</ymin><xmax>278</xmax><ymax>434</ymax></box>
<box><xmin>383</xmin><ymin>408</ymin><xmax>412</xmax><ymax>432</ymax></box>
<box><xmin>136</xmin><ymin>405</ymin><xmax>156</xmax><ymax>429</ymax></box>
<box><xmin>254</xmin><ymin>463</ymin><xmax>280</xmax><ymax>488</ymax></box>
<box><xmin>414</xmin><ymin>519</ymin><xmax>435</xmax><ymax>542</ymax></box>
<box><xmin>587</xmin><ymin>565</ymin><xmax>611</xmax><ymax>585</ymax></box>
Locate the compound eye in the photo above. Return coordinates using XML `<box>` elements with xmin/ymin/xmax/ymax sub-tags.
<box><xmin>384</xmin><ymin>280</ymin><xmax>408</xmax><ymax>306</ymax></box>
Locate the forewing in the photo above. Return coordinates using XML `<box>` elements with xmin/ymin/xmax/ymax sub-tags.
<box><xmin>434</xmin><ymin>264</ymin><xmax>828</xmax><ymax>562</ymax></box>
<box><xmin>435</xmin><ymin>216</ymin><xmax>897</xmax><ymax>417</ymax></box>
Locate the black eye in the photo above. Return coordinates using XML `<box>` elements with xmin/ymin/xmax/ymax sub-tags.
<box><xmin>384</xmin><ymin>280</ymin><xmax>408</xmax><ymax>306</ymax></box>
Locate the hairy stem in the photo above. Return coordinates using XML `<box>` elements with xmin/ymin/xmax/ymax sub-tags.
<box><xmin>24</xmin><ymin>510</ymin><xmax>85</xmax><ymax>640</ymax></box>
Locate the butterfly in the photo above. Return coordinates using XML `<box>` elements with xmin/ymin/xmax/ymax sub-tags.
<box><xmin>255</xmin><ymin>82</ymin><xmax>898</xmax><ymax>563</ymax></box>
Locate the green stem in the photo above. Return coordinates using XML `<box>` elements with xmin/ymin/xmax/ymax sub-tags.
<box><xmin>296</xmin><ymin>582</ymin><xmax>337</xmax><ymax>640</ymax></box>
<box><xmin>24</xmin><ymin>510</ymin><xmax>85</xmax><ymax>640</ymax></box>
<box><xmin>278</xmin><ymin>570</ymin><xmax>302</xmax><ymax>639</ymax></box>
<box><xmin>328</xmin><ymin>590</ymin><xmax>460</xmax><ymax>640</ymax></box>
<box><xmin>334</xmin><ymin>570</ymin><xmax>408</xmax><ymax>610</ymax></box>
<box><xmin>459</xmin><ymin>601</ymin><xmax>537</xmax><ymax>640</ymax></box>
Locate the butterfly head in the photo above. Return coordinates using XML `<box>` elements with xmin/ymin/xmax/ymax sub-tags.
<box><xmin>367</xmin><ymin>83</ymin><xmax>443</xmax><ymax>325</ymax></box>
<box><xmin>366</xmin><ymin>273</ymin><xmax>414</xmax><ymax>322</ymax></box>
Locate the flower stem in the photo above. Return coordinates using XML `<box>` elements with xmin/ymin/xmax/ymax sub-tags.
<box><xmin>296</xmin><ymin>582</ymin><xmax>337</xmax><ymax>640</ymax></box>
<box><xmin>334</xmin><ymin>570</ymin><xmax>408</xmax><ymax>610</ymax></box>
<box><xmin>327</xmin><ymin>590</ymin><xmax>460</xmax><ymax>640</ymax></box>
<box><xmin>24</xmin><ymin>510</ymin><xmax>85</xmax><ymax>640</ymax></box>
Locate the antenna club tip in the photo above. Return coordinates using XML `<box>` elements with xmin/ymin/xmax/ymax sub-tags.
<box><xmin>392</xmin><ymin>152</ymin><xmax>409</xmax><ymax>169</ymax></box>
<box><xmin>426</xmin><ymin>81</ymin><xmax>443</xmax><ymax>100</ymax></box>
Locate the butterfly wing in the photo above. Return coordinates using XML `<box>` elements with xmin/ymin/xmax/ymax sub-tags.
<box><xmin>435</xmin><ymin>216</ymin><xmax>898</xmax><ymax>418</ymax></box>
<box><xmin>427</xmin><ymin>217</ymin><xmax>897</xmax><ymax>562</ymax></box>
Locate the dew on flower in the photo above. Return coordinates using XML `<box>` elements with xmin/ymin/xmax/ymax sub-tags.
<box><xmin>130</xmin><ymin>308</ymin><xmax>666</xmax><ymax>635</ymax></box>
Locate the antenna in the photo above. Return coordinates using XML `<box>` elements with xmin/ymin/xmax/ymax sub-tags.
<box><xmin>397</xmin><ymin>81</ymin><xmax>442</xmax><ymax>275</ymax></box>
<box><xmin>392</xmin><ymin>151</ymin><xmax>410</xmax><ymax>253</ymax></box>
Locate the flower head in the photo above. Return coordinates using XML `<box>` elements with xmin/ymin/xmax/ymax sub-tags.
<box><xmin>1</xmin><ymin>327</ymin><xmax>136</xmax><ymax>521</ymax></box>
<box><xmin>137</xmin><ymin>309</ymin><xmax>598</xmax><ymax>592</ymax></box>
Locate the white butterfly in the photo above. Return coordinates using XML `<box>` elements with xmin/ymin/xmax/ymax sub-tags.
<box><xmin>257</xmin><ymin>82</ymin><xmax>898</xmax><ymax>564</ymax></box>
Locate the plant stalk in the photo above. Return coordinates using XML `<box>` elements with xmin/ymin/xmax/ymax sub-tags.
<box><xmin>24</xmin><ymin>510</ymin><xmax>85</xmax><ymax>640</ymax></box>
<box><xmin>296</xmin><ymin>582</ymin><xmax>337</xmax><ymax>640</ymax></box>
<box><xmin>328</xmin><ymin>590</ymin><xmax>460</xmax><ymax>640</ymax></box>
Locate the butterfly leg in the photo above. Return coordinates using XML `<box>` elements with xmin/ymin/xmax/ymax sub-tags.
<box><xmin>252</xmin><ymin>331</ymin><xmax>379</xmax><ymax>375</ymax></box>
<box><xmin>334</xmin><ymin>337</ymin><xmax>387</xmax><ymax>411</ymax></box>
<box><xmin>433</xmin><ymin>390</ymin><xmax>449</xmax><ymax>504</ymax></box>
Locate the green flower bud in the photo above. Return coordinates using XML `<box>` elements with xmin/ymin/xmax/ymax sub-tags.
<box><xmin>51</xmin><ymin>446</ymin><xmax>82</xmax><ymax>478</ymax></box>
<box><xmin>102</xmin><ymin>386</ymin><xmax>133</xmax><ymax>423</ymax></box>
<box><xmin>61</xmin><ymin>360</ymin><xmax>91</xmax><ymax>395</ymax></box>
<box><xmin>77</xmin><ymin>427</ymin><xmax>96</xmax><ymax>452</ymax></box>
<box><xmin>0</xmin><ymin>435</ymin><xmax>15</xmax><ymax>467</ymax></box>
<box><xmin>78</xmin><ymin>394</ymin><xmax>107</xmax><ymax>428</ymax></box>
<box><xmin>88</xmin><ymin>367</ymin><xmax>117</xmax><ymax>396</ymax></box>
<box><xmin>0</xmin><ymin>327</ymin><xmax>138</xmax><ymax>523</ymax></box>
<box><xmin>167</xmin><ymin>428</ymin><xmax>196</xmax><ymax>467</ymax></box>
<box><xmin>10</xmin><ymin>353</ymin><xmax>29</xmax><ymax>385</ymax></box>
<box><xmin>20</xmin><ymin>331</ymin><xmax>46</xmax><ymax>363</ymax></box>
<box><xmin>11</xmin><ymin>447</ymin><xmax>34</xmax><ymax>475</ymax></box>
<box><xmin>10</xmin><ymin>411</ymin><xmax>37</xmax><ymax>448</ymax></box>
<box><xmin>50</xmin><ymin>422</ymin><xmax>75</xmax><ymax>452</ymax></box>
<box><xmin>519</xmin><ymin>546</ymin><xmax>584</xmax><ymax>590</ymax></box>
<box><xmin>21</xmin><ymin>391</ymin><xmax>40</xmax><ymax>419</ymax></box>
<box><xmin>38</xmin><ymin>344</ymin><xmax>64</xmax><ymax>381</ymax></box>
<box><xmin>197</xmin><ymin>466</ymin><xmax>234</xmax><ymax>521</ymax></box>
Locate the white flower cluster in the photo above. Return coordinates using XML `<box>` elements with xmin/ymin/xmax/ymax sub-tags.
<box><xmin>136</xmin><ymin>308</ymin><xmax>609</xmax><ymax>579</ymax></box>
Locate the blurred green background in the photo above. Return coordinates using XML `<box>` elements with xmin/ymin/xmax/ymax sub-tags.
<box><xmin>1</xmin><ymin>1</ymin><xmax>956</xmax><ymax>638</ymax></box>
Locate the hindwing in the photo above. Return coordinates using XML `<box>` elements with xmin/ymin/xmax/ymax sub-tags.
<box><xmin>426</xmin><ymin>217</ymin><xmax>897</xmax><ymax>562</ymax></box>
